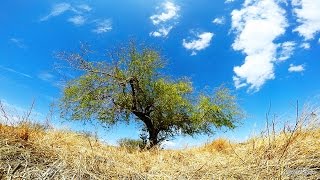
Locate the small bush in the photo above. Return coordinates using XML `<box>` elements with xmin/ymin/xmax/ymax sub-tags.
<box><xmin>118</xmin><ymin>138</ymin><xmax>146</xmax><ymax>151</ymax></box>
<box><xmin>205</xmin><ymin>138</ymin><xmax>230</xmax><ymax>153</ymax></box>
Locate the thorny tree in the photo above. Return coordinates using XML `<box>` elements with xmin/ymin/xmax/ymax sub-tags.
<box><xmin>58</xmin><ymin>42</ymin><xmax>243</xmax><ymax>148</ymax></box>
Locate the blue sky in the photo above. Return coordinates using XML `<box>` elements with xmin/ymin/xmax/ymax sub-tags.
<box><xmin>1</xmin><ymin>0</ymin><xmax>320</xmax><ymax>148</ymax></box>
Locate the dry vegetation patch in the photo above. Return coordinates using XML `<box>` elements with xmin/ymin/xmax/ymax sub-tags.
<box><xmin>0</xmin><ymin>121</ymin><xmax>319</xmax><ymax>179</ymax></box>
<box><xmin>1</xmin><ymin>103</ymin><xmax>320</xmax><ymax>179</ymax></box>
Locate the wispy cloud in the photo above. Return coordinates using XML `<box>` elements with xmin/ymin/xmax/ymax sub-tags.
<box><xmin>38</xmin><ymin>72</ymin><xmax>55</xmax><ymax>82</ymax></box>
<box><xmin>182</xmin><ymin>32</ymin><xmax>214</xmax><ymax>55</ymax></box>
<box><xmin>150</xmin><ymin>1</ymin><xmax>180</xmax><ymax>38</ymax></box>
<box><xmin>300</xmin><ymin>42</ymin><xmax>310</xmax><ymax>49</ymax></box>
<box><xmin>40</xmin><ymin>3</ymin><xmax>92</xmax><ymax>24</ymax></box>
<box><xmin>225</xmin><ymin>0</ymin><xmax>236</xmax><ymax>3</ymax></box>
<box><xmin>75</xmin><ymin>4</ymin><xmax>92</xmax><ymax>13</ymax></box>
<box><xmin>0</xmin><ymin>65</ymin><xmax>32</xmax><ymax>78</ymax></box>
<box><xmin>10</xmin><ymin>38</ymin><xmax>26</xmax><ymax>49</ymax></box>
<box><xmin>288</xmin><ymin>64</ymin><xmax>305</xmax><ymax>72</ymax></box>
<box><xmin>40</xmin><ymin>3</ymin><xmax>71</xmax><ymax>21</ymax></box>
<box><xmin>150</xmin><ymin>26</ymin><xmax>173</xmax><ymax>38</ymax></box>
<box><xmin>149</xmin><ymin>26</ymin><xmax>173</xmax><ymax>37</ymax></box>
<box><xmin>92</xmin><ymin>19</ymin><xmax>112</xmax><ymax>34</ymax></box>
<box><xmin>231</xmin><ymin>0</ymin><xmax>288</xmax><ymax>92</ymax></box>
<box><xmin>68</xmin><ymin>15</ymin><xmax>86</xmax><ymax>26</ymax></box>
<box><xmin>212</xmin><ymin>17</ymin><xmax>225</xmax><ymax>25</ymax></box>
<box><xmin>292</xmin><ymin>0</ymin><xmax>320</xmax><ymax>40</ymax></box>
<box><xmin>278</xmin><ymin>41</ymin><xmax>296</xmax><ymax>61</ymax></box>
<box><xmin>41</xmin><ymin>3</ymin><xmax>112</xmax><ymax>34</ymax></box>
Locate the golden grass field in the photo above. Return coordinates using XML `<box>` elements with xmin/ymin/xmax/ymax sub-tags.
<box><xmin>0</xmin><ymin>107</ymin><xmax>320</xmax><ymax>179</ymax></box>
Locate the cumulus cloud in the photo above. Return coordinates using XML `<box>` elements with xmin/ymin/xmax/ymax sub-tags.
<box><xmin>40</xmin><ymin>3</ymin><xmax>71</xmax><ymax>21</ymax></box>
<box><xmin>150</xmin><ymin>1</ymin><xmax>179</xmax><ymax>25</ymax></box>
<box><xmin>212</xmin><ymin>17</ymin><xmax>225</xmax><ymax>25</ymax></box>
<box><xmin>278</xmin><ymin>41</ymin><xmax>296</xmax><ymax>61</ymax></box>
<box><xmin>150</xmin><ymin>1</ymin><xmax>179</xmax><ymax>37</ymax></box>
<box><xmin>231</xmin><ymin>0</ymin><xmax>288</xmax><ymax>92</ymax></box>
<box><xmin>288</xmin><ymin>64</ymin><xmax>305</xmax><ymax>72</ymax></box>
<box><xmin>68</xmin><ymin>15</ymin><xmax>86</xmax><ymax>26</ymax></box>
<box><xmin>92</xmin><ymin>19</ymin><xmax>112</xmax><ymax>34</ymax></box>
<box><xmin>292</xmin><ymin>0</ymin><xmax>320</xmax><ymax>40</ymax></box>
<box><xmin>182</xmin><ymin>32</ymin><xmax>214</xmax><ymax>55</ymax></box>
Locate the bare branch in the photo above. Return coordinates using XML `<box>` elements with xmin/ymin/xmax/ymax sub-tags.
<box><xmin>23</xmin><ymin>99</ymin><xmax>35</xmax><ymax>122</ymax></box>
<box><xmin>0</xmin><ymin>101</ymin><xmax>9</xmax><ymax>123</ymax></box>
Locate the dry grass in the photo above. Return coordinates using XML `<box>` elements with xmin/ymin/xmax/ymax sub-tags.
<box><xmin>204</xmin><ymin>138</ymin><xmax>231</xmax><ymax>153</ymax></box>
<box><xmin>0</xmin><ymin>107</ymin><xmax>320</xmax><ymax>179</ymax></box>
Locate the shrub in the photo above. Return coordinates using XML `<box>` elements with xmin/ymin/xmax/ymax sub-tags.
<box><xmin>118</xmin><ymin>138</ymin><xmax>146</xmax><ymax>151</ymax></box>
<box><xmin>205</xmin><ymin>138</ymin><xmax>230</xmax><ymax>153</ymax></box>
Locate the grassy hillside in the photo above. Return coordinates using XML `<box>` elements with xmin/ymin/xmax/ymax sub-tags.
<box><xmin>0</xmin><ymin>112</ymin><xmax>320</xmax><ymax>179</ymax></box>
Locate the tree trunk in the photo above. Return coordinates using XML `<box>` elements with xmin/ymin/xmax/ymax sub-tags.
<box><xmin>131</xmin><ymin>111</ymin><xmax>159</xmax><ymax>148</ymax></box>
<box><xmin>148</xmin><ymin>127</ymin><xmax>159</xmax><ymax>148</ymax></box>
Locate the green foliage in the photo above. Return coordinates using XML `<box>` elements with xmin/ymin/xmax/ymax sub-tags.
<box><xmin>58</xmin><ymin>42</ymin><xmax>244</xmax><ymax>148</ymax></box>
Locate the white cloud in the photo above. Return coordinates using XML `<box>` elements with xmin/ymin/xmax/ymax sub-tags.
<box><xmin>150</xmin><ymin>1</ymin><xmax>179</xmax><ymax>38</ymax></box>
<box><xmin>225</xmin><ymin>0</ymin><xmax>236</xmax><ymax>3</ymax></box>
<box><xmin>233</xmin><ymin>76</ymin><xmax>247</xmax><ymax>89</ymax></box>
<box><xmin>38</xmin><ymin>72</ymin><xmax>55</xmax><ymax>81</ymax></box>
<box><xmin>76</xmin><ymin>4</ymin><xmax>92</xmax><ymax>12</ymax></box>
<box><xmin>40</xmin><ymin>3</ymin><xmax>71</xmax><ymax>21</ymax></box>
<box><xmin>288</xmin><ymin>64</ymin><xmax>305</xmax><ymax>72</ymax></box>
<box><xmin>150</xmin><ymin>26</ymin><xmax>173</xmax><ymax>37</ymax></box>
<box><xmin>92</xmin><ymin>19</ymin><xmax>112</xmax><ymax>34</ymax></box>
<box><xmin>231</xmin><ymin>0</ymin><xmax>288</xmax><ymax>92</ymax></box>
<box><xmin>183</xmin><ymin>32</ymin><xmax>214</xmax><ymax>55</ymax></box>
<box><xmin>292</xmin><ymin>0</ymin><xmax>320</xmax><ymax>40</ymax></box>
<box><xmin>10</xmin><ymin>38</ymin><xmax>26</xmax><ymax>49</ymax></box>
<box><xmin>0</xmin><ymin>65</ymin><xmax>32</xmax><ymax>78</ymax></box>
<box><xmin>278</xmin><ymin>41</ymin><xmax>296</xmax><ymax>61</ymax></box>
<box><xmin>150</xmin><ymin>1</ymin><xmax>179</xmax><ymax>25</ymax></box>
<box><xmin>68</xmin><ymin>15</ymin><xmax>86</xmax><ymax>26</ymax></box>
<box><xmin>40</xmin><ymin>3</ymin><xmax>91</xmax><ymax>23</ymax></box>
<box><xmin>300</xmin><ymin>42</ymin><xmax>310</xmax><ymax>49</ymax></box>
<box><xmin>212</xmin><ymin>17</ymin><xmax>225</xmax><ymax>25</ymax></box>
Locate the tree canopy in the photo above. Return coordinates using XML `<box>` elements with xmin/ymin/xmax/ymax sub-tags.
<box><xmin>58</xmin><ymin>43</ymin><xmax>243</xmax><ymax>148</ymax></box>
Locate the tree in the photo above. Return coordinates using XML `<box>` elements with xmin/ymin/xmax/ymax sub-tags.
<box><xmin>58</xmin><ymin>42</ymin><xmax>243</xmax><ymax>148</ymax></box>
